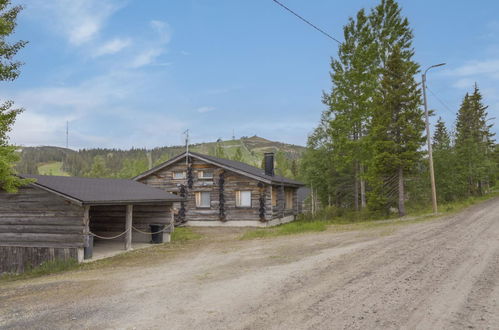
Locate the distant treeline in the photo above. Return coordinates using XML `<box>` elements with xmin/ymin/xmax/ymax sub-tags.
<box><xmin>16</xmin><ymin>137</ymin><xmax>304</xmax><ymax>179</ymax></box>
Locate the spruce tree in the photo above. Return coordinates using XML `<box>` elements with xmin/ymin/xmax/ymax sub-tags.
<box><xmin>323</xmin><ymin>8</ymin><xmax>377</xmax><ymax>210</ymax></box>
<box><xmin>432</xmin><ymin>117</ymin><xmax>458</xmax><ymax>202</ymax></box>
<box><xmin>455</xmin><ymin>85</ymin><xmax>495</xmax><ymax>196</ymax></box>
<box><xmin>368</xmin><ymin>45</ymin><xmax>424</xmax><ymax>216</ymax></box>
<box><xmin>0</xmin><ymin>1</ymin><xmax>30</xmax><ymax>192</ymax></box>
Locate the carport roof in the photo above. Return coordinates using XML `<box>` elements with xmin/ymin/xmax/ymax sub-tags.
<box><xmin>20</xmin><ymin>174</ymin><xmax>183</xmax><ymax>206</ymax></box>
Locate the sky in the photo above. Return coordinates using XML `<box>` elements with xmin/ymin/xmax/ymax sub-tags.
<box><xmin>3</xmin><ymin>0</ymin><xmax>499</xmax><ymax>149</ymax></box>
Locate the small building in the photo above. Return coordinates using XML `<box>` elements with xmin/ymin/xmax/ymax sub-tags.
<box><xmin>0</xmin><ymin>175</ymin><xmax>182</xmax><ymax>274</ymax></box>
<box><xmin>134</xmin><ymin>152</ymin><xmax>304</xmax><ymax>227</ymax></box>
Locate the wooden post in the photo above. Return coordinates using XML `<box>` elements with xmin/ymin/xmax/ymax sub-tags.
<box><xmin>125</xmin><ymin>205</ymin><xmax>133</xmax><ymax>251</ymax></box>
<box><xmin>83</xmin><ymin>205</ymin><xmax>90</xmax><ymax>235</ymax></box>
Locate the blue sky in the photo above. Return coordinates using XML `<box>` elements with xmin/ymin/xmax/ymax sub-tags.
<box><xmin>4</xmin><ymin>0</ymin><xmax>499</xmax><ymax>149</ymax></box>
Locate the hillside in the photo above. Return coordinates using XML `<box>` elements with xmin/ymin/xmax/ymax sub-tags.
<box><xmin>16</xmin><ymin>136</ymin><xmax>305</xmax><ymax>179</ymax></box>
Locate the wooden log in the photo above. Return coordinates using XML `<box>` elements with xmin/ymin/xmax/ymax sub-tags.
<box><xmin>125</xmin><ymin>205</ymin><xmax>133</xmax><ymax>251</ymax></box>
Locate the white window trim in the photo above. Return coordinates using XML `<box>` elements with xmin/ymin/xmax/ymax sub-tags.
<box><xmin>173</xmin><ymin>171</ymin><xmax>186</xmax><ymax>179</ymax></box>
<box><xmin>198</xmin><ymin>170</ymin><xmax>213</xmax><ymax>179</ymax></box>
<box><xmin>195</xmin><ymin>191</ymin><xmax>211</xmax><ymax>208</ymax></box>
<box><xmin>236</xmin><ymin>191</ymin><xmax>252</xmax><ymax>208</ymax></box>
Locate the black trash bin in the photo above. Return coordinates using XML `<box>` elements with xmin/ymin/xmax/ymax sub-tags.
<box><xmin>84</xmin><ymin>234</ymin><xmax>94</xmax><ymax>260</ymax></box>
<box><xmin>150</xmin><ymin>224</ymin><xmax>165</xmax><ymax>244</ymax></box>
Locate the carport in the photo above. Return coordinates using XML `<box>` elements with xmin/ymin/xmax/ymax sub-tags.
<box><xmin>0</xmin><ymin>175</ymin><xmax>183</xmax><ymax>273</ymax></box>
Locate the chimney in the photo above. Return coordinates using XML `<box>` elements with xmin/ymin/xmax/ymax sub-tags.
<box><xmin>264</xmin><ymin>152</ymin><xmax>274</xmax><ymax>176</ymax></box>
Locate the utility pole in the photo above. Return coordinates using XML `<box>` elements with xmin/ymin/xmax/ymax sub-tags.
<box><xmin>422</xmin><ymin>63</ymin><xmax>446</xmax><ymax>214</ymax></box>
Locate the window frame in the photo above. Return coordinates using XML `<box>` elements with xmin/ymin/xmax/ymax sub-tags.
<box><xmin>197</xmin><ymin>170</ymin><xmax>214</xmax><ymax>180</ymax></box>
<box><xmin>236</xmin><ymin>190</ymin><xmax>252</xmax><ymax>208</ymax></box>
<box><xmin>195</xmin><ymin>191</ymin><xmax>211</xmax><ymax>208</ymax></box>
<box><xmin>173</xmin><ymin>171</ymin><xmax>186</xmax><ymax>180</ymax></box>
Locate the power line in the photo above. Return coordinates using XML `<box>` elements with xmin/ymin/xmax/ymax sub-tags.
<box><xmin>272</xmin><ymin>0</ymin><xmax>342</xmax><ymax>44</ymax></box>
<box><xmin>425</xmin><ymin>85</ymin><xmax>456</xmax><ymax>115</ymax></box>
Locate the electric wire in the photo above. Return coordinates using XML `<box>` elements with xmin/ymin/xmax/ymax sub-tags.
<box><xmin>272</xmin><ymin>0</ymin><xmax>342</xmax><ymax>44</ymax></box>
<box><xmin>426</xmin><ymin>85</ymin><xmax>456</xmax><ymax>115</ymax></box>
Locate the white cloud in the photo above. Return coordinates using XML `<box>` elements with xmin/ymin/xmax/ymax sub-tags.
<box><xmin>31</xmin><ymin>0</ymin><xmax>123</xmax><ymax>46</ymax></box>
<box><xmin>93</xmin><ymin>38</ymin><xmax>132</xmax><ymax>57</ymax></box>
<box><xmin>130</xmin><ymin>48</ymin><xmax>164</xmax><ymax>68</ymax></box>
<box><xmin>196</xmin><ymin>106</ymin><xmax>216</xmax><ymax>113</ymax></box>
<box><xmin>448</xmin><ymin>59</ymin><xmax>499</xmax><ymax>78</ymax></box>
<box><xmin>129</xmin><ymin>20</ymin><xmax>172</xmax><ymax>68</ymax></box>
<box><xmin>150</xmin><ymin>20</ymin><xmax>172</xmax><ymax>44</ymax></box>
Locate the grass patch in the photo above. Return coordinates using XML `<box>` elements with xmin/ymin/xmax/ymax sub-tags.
<box><xmin>241</xmin><ymin>220</ymin><xmax>328</xmax><ymax>239</ymax></box>
<box><xmin>171</xmin><ymin>227</ymin><xmax>203</xmax><ymax>242</ymax></box>
<box><xmin>242</xmin><ymin>191</ymin><xmax>499</xmax><ymax>240</ymax></box>
<box><xmin>37</xmin><ymin>161</ymin><xmax>70</xmax><ymax>176</ymax></box>
<box><xmin>0</xmin><ymin>258</ymin><xmax>79</xmax><ymax>283</ymax></box>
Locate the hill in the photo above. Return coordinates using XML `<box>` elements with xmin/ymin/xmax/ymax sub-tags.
<box><xmin>16</xmin><ymin>136</ymin><xmax>305</xmax><ymax>179</ymax></box>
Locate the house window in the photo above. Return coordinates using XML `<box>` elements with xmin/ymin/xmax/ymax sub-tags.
<box><xmin>173</xmin><ymin>171</ymin><xmax>186</xmax><ymax>179</ymax></box>
<box><xmin>236</xmin><ymin>191</ymin><xmax>252</xmax><ymax>207</ymax></box>
<box><xmin>285</xmin><ymin>190</ymin><xmax>294</xmax><ymax>209</ymax></box>
<box><xmin>195</xmin><ymin>191</ymin><xmax>211</xmax><ymax>208</ymax></box>
<box><xmin>198</xmin><ymin>170</ymin><xmax>213</xmax><ymax>179</ymax></box>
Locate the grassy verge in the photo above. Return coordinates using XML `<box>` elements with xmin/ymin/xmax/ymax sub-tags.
<box><xmin>242</xmin><ymin>191</ymin><xmax>499</xmax><ymax>240</ymax></box>
<box><xmin>0</xmin><ymin>227</ymin><xmax>202</xmax><ymax>284</ymax></box>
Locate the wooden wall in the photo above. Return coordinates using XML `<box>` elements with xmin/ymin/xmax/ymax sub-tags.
<box><xmin>0</xmin><ymin>246</ymin><xmax>78</xmax><ymax>274</ymax></box>
<box><xmin>90</xmin><ymin>204</ymin><xmax>172</xmax><ymax>234</ymax></box>
<box><xmin>139</xmin><ymin>158</ymin><xmax>298</xmax><ymax>223</ymax></box>
<box><xmin>0</xmin><ymin>186</ymin><xmax>84</xmax><ymax>274</ymax></box>
<box><xmin>0</xmin><ymin>186</ymin><xmax>85</xmax><ymax>248</ymax></box>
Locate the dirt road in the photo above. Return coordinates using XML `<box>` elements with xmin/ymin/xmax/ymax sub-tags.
<box><xmin>1</xmin><ymin>198</ymin><xmax>498</xmax><ymax>330</ymax></box>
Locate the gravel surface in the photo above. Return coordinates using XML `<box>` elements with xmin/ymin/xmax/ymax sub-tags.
<box><xmin>1</xmin><ymin>198</ymin><xmax>498</xmax><ymax>330</ymax></box>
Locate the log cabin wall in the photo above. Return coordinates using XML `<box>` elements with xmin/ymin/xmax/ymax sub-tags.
<box><xmin>0</xmin><ymin>186</ymin><xmax>85</xmax><ymax>273</ymax></box>
<box><xmin>139</xmin><ymin>158</ymin><xmax>296</xmax><ymax>223</ymax></box>
<box><xmin>89</xmin><ymin>204</ymin><xmax>172</xmax><ymax>241</ymax></box>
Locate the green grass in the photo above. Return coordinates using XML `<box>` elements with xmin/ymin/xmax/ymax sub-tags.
<box><xmin>242</xmin><ymin>191</ymin><xmax>499</xmax><ymax>240</ymax></box>
<box><xmin>37</xmin><ymin>161</ymin><xmax>70</xmax><ymax>176</ymax></box>
<box><xmin>171</xmin><ymin>227</ymin><xmax>203</xmax><ymax>242</ymax></box>
<box><xmin>241</xmin><ymin>220</ymin><xmax>328</xmax><ymax>239</ymax></box>
<box><xmin>0</xmin><ymin>258</ymin><xmax>79</xmax><ymax>283</ymax></box>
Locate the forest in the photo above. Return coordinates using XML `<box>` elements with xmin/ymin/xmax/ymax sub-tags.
<box><xmin>300</xmin><ymin>0</ymin><xmax>498</xmax><ymax>217</ymax></box>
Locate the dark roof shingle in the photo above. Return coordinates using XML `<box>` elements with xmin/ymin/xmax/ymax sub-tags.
<box><xmin>21</xmin><ymin>175</ymin><xmax>182</xmax><ymax>205</ymax></box>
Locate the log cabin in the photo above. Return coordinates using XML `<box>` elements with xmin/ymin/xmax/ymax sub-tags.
<box><xmin>134</xmin><ymin>152</ymin><xmax>304</xmax><ymax>227</ymax></box>
<box><xmin>0</xmin><ymin>175</ymin><xmax>182</xmax><ymax>274</ymax></box>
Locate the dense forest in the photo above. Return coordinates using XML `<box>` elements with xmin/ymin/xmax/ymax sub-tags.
<box><xmin>301</xmin><ymin>0</ymin><xmax>497</xmax><ymax>216</ymax></box>
<box><xmin>16</xmin><ymin>136</ymin><xmax>304</xmax><ymax>180</ymax></box>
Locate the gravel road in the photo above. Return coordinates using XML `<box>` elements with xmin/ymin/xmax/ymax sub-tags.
<box><xmin>1</xmin><ymin>198</ymin><xmax>498</xmax><ymax>330</ymax></box>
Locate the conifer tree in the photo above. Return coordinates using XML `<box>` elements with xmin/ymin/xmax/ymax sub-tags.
<box><xmin>323</xmin><ymin>8</ymin><xmax>377</xmax><ymax>210</ymax></box>
<box><xmin>454</xmin><ymin>85</ymin><xmax>495</xmax><ymax>196</ymax></box>
<box><xmin>368</xmin><ymin>45</ymin><xmax>424</xmax><ymax>216</ymax></box>
<box><xmin>0</xmin><ymin>1</ymin><xmax>30</xmax><ymax>192</ymax></box>
<box><xmin>432</xmin><ymin>117</ymin><xmax>458</xmax><ymax>202</ymax></box>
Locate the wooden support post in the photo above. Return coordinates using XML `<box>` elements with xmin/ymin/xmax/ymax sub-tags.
<box><xmin>125</xmin><ymin>205</ymin><xmax>133</xmax><ymax>251</ymax></box>
<box><xmin>83</xmin><ymin>205</ymin><xmax>90</xmax><ymax>235</ymax></box>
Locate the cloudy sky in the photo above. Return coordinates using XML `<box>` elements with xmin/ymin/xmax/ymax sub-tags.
<box><xmin>4</xmin><ymin>0</ymin><xmax>499</xmax><ymax>149</ymax></box>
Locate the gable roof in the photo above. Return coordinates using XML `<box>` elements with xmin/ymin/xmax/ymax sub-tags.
<box><xmin>21</xmin><ymin>175</ymin><xmax>183</xmax><ymax>206</ymax></box>
<box><xmin>133</xmin><ymin>151</ymin><xmax>304</xmax><ymax>187</ymax></box>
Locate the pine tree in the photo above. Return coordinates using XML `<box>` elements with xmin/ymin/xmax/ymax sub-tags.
<box><xmin>0</xmin><ymin>1</ymin><xmax>30</xmax><ymax>192</ymax></box>
<box><xmin>368</xmin><ymin>45</ymin><xmax>424</xmax><ymax>216</ymax></box>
